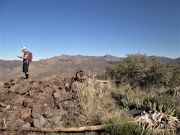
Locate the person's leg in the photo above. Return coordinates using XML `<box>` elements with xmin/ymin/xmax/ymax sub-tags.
<box><xmin>23</xmin><ymin>63</ymin><xmax>26</xmax><ymax>79</ymax></box>
<box><xmin>24</xmin><ymin>62</ymin><xmax>29</xmax><ymax>79</ymax></box>
<box><xmin>25</xmin><ymin>72</ymin><xmax>29</xmax><ymax>79</ymax></box>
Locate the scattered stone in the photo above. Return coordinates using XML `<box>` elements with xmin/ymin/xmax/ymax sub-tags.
<box><xmin>16</xmin><ymin>119</ymin><xmax>25</xmax><ymax>128</ymax></box>
<box><xmin>42</xmin><ymin>107</ymin><xmax>54</xmax><ymax>118</ymax></box>
<box><xmin>64</xmin><ymin>82</ymin><xmax>70</xmax><ymax>90</ymax></box>
<box><xmin>20</xmin><ymin>108</ymin><xmax>31</xmax><ymax>120</ymax></box>
<box><xmin>23</xmin><ymin>123</ymin><xmax>31</xmax><ymax>128</ymax></box>
<box><xmin>5</xmin><ymin>105</ymin><xmax>11</xmax><ymax>110</ymax></box>
<box><xmin>4</xmin><ymin>82</ymin><xmax>11</xmax><ymax>88</ymax></box>
<box><xmin>50</xmin><ymin>114</ymin><xmax>63</xmax><ymax>125</ymax></box>
<box><xmin>73</xmin><ymin>69</ymin><xmax>87</xmax><ymax>82</ymax></box>
<box><xmin>33</xmin><ymin>116</ymin><xmax>46</xmax><ymax>128</ymax></box>
<box><xmin>54</xmin><ymin>90</ymin><xmax>72</xmax><ymax>103</ymax></box>
<box><xmin>53</xmin><ymin>89</ymin><xmax>61</xmax><ymax>99</ymax></box>
<box><xmin>10</xmin><ymin>79</ymin><xmax>16</xmax><ymax>85</ymax></box>
<box><xmin>23</xmin><ymin>99</ymin><xmax>33</xmax><ymax>108</ymax></box>
<box><xmin>0</xmin><ymin>102</ymin><xmax>7</xmax><ymax>108</ymax></box>
<box><xmin>24</xmin><ymin>116</ymin><xmax>34</xmax><ymax>124</ymax></box>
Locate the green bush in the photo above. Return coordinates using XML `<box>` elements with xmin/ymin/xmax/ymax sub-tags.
<box><xmin>106</xmin><ymin>54</ymin><xmax>179</xmax><ymax>88</ymax></box>
<box><xmin>169</xmin><ymin>67</ymin><xmax>180</xmax><ymax>87</ymax></box>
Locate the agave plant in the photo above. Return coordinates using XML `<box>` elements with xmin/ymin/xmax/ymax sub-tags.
<box><xmin>135</xmin><ymin>109</ymin><xmax>179</xmax><ymax>134</ymax></box>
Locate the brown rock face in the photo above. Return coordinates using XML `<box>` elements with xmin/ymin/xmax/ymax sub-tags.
<box><xmin>0</xmin><ymin>74</ymin><xmax>83</xmax><ymax>132</ymax></box>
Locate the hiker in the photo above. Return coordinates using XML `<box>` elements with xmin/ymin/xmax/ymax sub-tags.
<box><xmin>17</xmin><ymin>46</ymin><xmax>32</xmax><ymax>79</ymax></box>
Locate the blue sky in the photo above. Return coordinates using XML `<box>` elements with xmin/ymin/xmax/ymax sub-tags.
<box><xmin>0</xmin><ymin>0</ymin><xmax>179</xmax><ymax>60</ymax></box>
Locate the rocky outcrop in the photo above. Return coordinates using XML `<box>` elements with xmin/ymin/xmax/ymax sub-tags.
<box><xmin>0</xmin><ymin>73</ymin><xmax>85</xmax><ymax>131</ymax></box>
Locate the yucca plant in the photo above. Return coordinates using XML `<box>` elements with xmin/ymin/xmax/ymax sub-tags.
<box><xmin>135</xmin><ymin>101</ymin><xmax>179</xmax><ymax>134</ymax></box>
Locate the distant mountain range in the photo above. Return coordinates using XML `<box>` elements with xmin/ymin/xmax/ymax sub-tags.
<box><xmin>151</xmin><ymin>56</ymin><xmax>180</xmax><ymax>66</ymax></box>
<box><xmin>0</xmin><ymin>54</ymin><xmax>179</xmax><ymax>83</ymax></box>
<box><xmin>0</xmin><ymin>55</ymin><xmax>121</xmax><ymax>82</ymax></box>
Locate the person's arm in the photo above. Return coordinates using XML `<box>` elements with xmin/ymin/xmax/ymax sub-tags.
<box><xmin>18</xmin><ymin>55</ymin><xmax>28</xmax><ymax>59</ymax></box>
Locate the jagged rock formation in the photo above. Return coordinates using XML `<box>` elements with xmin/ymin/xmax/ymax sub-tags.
<box><xmin>0</xmin><ymin>71</ymin><xmax>87</xmax><ymax>134</ymax></box>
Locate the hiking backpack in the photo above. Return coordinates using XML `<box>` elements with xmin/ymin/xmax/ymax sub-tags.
<box><xmin>29</xmin><ymin>52</ymin><xmax>33</xmax><ymax>62</ymax></box>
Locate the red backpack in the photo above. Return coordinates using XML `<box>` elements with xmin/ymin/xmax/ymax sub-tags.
<box><xmin>29</xmin><ymin>52</ymin><xmax>33</xmax><ymax>62</ymax></box>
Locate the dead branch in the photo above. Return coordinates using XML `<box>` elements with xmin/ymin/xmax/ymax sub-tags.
<box><xmin>0</xmin><ymin>124</ymin><xmax>121</xmax><ymax>133</ymax></box>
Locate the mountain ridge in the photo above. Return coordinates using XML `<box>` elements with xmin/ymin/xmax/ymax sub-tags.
<box><xmin>0</xmin><ymin>54</ymin><xmax>179</xmax><ymax>83</ymax></box>
<box><xmin>0</xmin><ymin>54</ymin><xmax>122</xmax><ymax>82</ymax></box>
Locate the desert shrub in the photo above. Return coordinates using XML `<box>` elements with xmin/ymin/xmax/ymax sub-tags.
<box><xmin>111</xmin><ymin>84</ymin><xmax>162</xmax><ymax>109</ymax></box>
<box><xmin>106</xmin><ymin>54</ymin><xmax>179</xmax><ymax>88</ymax></box>
<box><xmin>169</xmin><ymin>67</ymin><xmax>180</xmax><ymax>87</ymax></box>
<box><xmin>150</xmin><ymin>95</ymin><xmax>175</xmax><ymax>107</ymax></box>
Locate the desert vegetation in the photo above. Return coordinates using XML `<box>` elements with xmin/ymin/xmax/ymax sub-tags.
<box><xmin>73</xmin><ymin>54</ymin><xmax>180</xmax><ymax>134</ymax></box>
<box><xmin>106</xmin><ymin>54</ymin><xmax>180</xmax><ymax>88</ymax></box>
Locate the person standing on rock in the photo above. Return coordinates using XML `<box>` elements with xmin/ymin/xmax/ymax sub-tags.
<box><xmin>18</xmin><ymin>46</ymin><xmax>32</xmax><ymax>79</ymax></box>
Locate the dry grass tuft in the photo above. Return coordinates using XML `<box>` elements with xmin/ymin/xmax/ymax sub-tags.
<box><xmin>73</xmin><ymin>78</ymin><xmax>130</xmax><ymax>126</ymax></box>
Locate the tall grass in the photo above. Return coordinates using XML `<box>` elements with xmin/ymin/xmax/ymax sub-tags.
<box><xmin>72</xmin><ymin>78</ymin><xmax>146</xmax><ymax>134</ymax></box>
<box><xmin>74</xmin><ymin>79</ymin><xmax>131</xmax><ymax>125</ymax></box>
